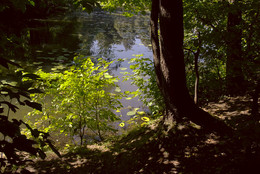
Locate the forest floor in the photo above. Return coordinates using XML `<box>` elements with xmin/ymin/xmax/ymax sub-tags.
<box><xmin>22</xmin><ymin>95</ymin><xmax>259</xmax><ymax>174</ymax></box>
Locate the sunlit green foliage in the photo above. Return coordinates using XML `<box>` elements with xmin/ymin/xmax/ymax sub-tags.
<box><xmin>101</xmin><ymin>0</ymin><xmax>151</xmax><ymax>16</ymax></box>
<box><xmin>72</xmin><ymin>0</ymin><xmax>101</xmax><ymax>13</ymax></box>
<box><xmin>122</xmin><ymin>109</ymin><xmax>151</xmax><ymax>128</ymax></box>
<box><xmin>26</xmin><ymin>56</ymin><xmax>123</xmax><ymax>145</ymax></box>
<box><xmin>122</xmin><ymin>55</ymin><xmax>164</xmax><ymax>117</ymax></box>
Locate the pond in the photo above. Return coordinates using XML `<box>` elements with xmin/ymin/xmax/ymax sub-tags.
<box><xmin>5</xmin><ymin>10</ymin><xmax>153</xmax><ymax>141</ymax></box>
<box><xmin>26</xmin><ymin>10</ymin><xmax>152</xmax><ymax>68</ymax></box>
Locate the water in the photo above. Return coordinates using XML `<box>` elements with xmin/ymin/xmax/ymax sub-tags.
<box><xmin>27</xmin><ymin>10</ymin><xmax>153</xmax><ymax>117</ymax></box>
<box><xmin>26</xmin><ymin>10</ymin><xmax>152</xmax><ymax>71</ymax></box>
<box><xmin>3</xmin><ymin>10</ymin><xmax>153</xmax><ymax>142</ymax></box>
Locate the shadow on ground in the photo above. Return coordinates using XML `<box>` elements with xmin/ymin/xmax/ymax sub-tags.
<box><xmin>25</xmin><ymin>117</ymin><xmax>260</xmax><ymax>174</ymax></box>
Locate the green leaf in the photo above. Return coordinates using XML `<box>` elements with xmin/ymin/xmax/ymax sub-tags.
<box><xmin>120</xmin><ymin>72</ymin><xmax>129</xmax><ymax>75</ymax></box>
<box><xmin>115</xmin><ymin>87</ymin><xmax>121</xmax><ymax>92</ymax></box>
<box><xmin>137</xmin><ymin>111</ymin><xmax>145</xmax><ymax>115</ymax></box>
<box><xmin>130</xmin><ymin>64</ymin><xmax>139</xmax><ymax>70</ymax></box>
<box><xmin>104</xmin><ymin>73</ymin><xmax>113</xmax><ymax>78</ymax></box>
<box><xmin>141</xmin><ymin>122</ymin><xmax>148</xmax><ymax>127</ymax></box>
<box><xmin>147</xmin><ymin>102</ymin><xmax>153</xmax><ymax>106</ymax></box>
<box><xmin>28</xmin><ymin>0</ymin><xmax>35</xmax><ymax>6</ymax></box>
<box><xmin>119</xmin><ymin>123</ymin><xmax>125</xmax><ymax>127</ymax></box>
<box><xmin>120</xmin><ymin>67</ymin><xmax>127</xmax><ymax>71</ymax></box>
<box><xmin>112</xmin><ymin>78</ymin><xmax>119</xmax><ymax>82</ymax></box>
<box><xmin>127</xmin><ymin>110</ymin><xmax>136</xmax><ymax>116</ymax></box>
<box><xmin>141</xmin><ymin>117</ymin><xmax>150</xmax><ymax>122</ymax></box>
<box><xmin>124</xmin><ymin>91</ymin><xmax>130</xmax><ymax>95</ymax></box>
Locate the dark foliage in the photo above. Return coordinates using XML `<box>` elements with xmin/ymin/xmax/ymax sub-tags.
<box><xmin>0</xmin><ymin>58</ymin><xmax>60</xmax><ymax>173</ymax></box>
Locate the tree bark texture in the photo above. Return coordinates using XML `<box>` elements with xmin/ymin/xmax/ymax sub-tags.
<box><xmin>150</xmin><ymin>0</ymin><xmax>232</xmax><ymax>135</ymax></box>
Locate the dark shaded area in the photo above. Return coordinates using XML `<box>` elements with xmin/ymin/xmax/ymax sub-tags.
<box><xmin>26</xmin><ymin>116</ymin><xmax>260</xmax><ymax>174</ymax></box>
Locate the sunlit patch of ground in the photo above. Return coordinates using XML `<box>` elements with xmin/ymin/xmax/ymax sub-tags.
<box><xmin>203</xmin><ymin>95</ymin><xmax>253</xmax><ymax>119</ymax></box>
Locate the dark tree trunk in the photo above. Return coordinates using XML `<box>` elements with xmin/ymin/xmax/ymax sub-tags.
<box><xmin>150</xmin><ymin>0</ymin><xmax>232</xmax><ymax>135</ymax></box>
<box><xmin>226</xmin><ymin>0</ymin><xmax>246</xmax><ymax>96</ymax></box>
<box><xmin>252</xmin><ymin>79</ymin><xmax>259</xmax><ymax>117</ymax></box>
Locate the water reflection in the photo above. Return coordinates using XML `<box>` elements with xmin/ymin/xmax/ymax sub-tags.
<box><xmin>2</xmin><ymin>10</ymin><xmax>153</xmax><ymax>133</ymax></box>
<box><xmin>75</xmin><ymin>10</ymin><xmax>151</xmax><ymax>60</ymax></box>
<box><xmin>24</xmin><ymin>10</ymin><xmax>152</xmax><ymax>70</ymax></box>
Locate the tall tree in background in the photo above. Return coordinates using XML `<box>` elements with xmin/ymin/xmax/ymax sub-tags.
<box><xmin>150</xmin><ymin>0</ymin><xmax>230</xmax><ymax>134</ymax></box>
<box><xmin>226</xmin><ymin>0</ymin><xmax>246</xmax><ymax>96</ymax></box>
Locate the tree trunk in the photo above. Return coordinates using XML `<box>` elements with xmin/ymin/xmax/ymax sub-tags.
<box><xmin>252</xmin><ymin>79</ymin><xmax>259</xmax><ymax>117</ymax></box>
<box><xmin>79</xmin><ymin>114</ymin><xmax>84</xmax><ymax>146</ymax></box>
<box><xmin>194</xmin><ymin>50</ymin><xmax>200</xmax><ymax>105</ymax></box>
<box><xmin>151</xmin><ymin>0</ymin><xmax>232</xmax><ymax>135</ymax></box>
<box><xmin>226</xmin><ymin>0</ymin><xmax>246</xmax><ymax>96</ymax></box>
<box><xmin>194</xmin><ymin>32</ymin><xmax>201</xmax><ymax>105</ymax></box>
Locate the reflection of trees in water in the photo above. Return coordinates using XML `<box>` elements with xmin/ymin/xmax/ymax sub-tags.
<box><xmin>113</xmin><ymin>14</ymin><xmax>151</xmax><ymax>50</ymax></box>
<box><xmin>77</xmin><ymin>11</ymin><xmax>151</xmax><ymax>59</ymax></box>
<box><xmin>28</xmin><ymin>16</ymin><xmax>82</xmax><ymax>53</ymax></box>
<box><xmin>136</xmin><ymin>16</ymin><xmax>151</xmax><ymax>48</ymax></box>
<box><xmin>77</xmin><ymin>11</ymin><xmax>120</xmax><ymax>58</ymax></box>
<box><xmin>112</xmin><ymin>13</ymin><xmax>151</xmax><ymax>49</ymax></box>
<box><xmin>95</xmin><ymin>32</ymin><xmax>116</xmax><ymax>61</ymax></box>
<box><xmin>114</xmin><ymin>16</ymin><xmax>136</xmax><ymax>50</ymax></box>
<box><xmin>0</xmin><ymin>10</ymin><xmax>151</xmax><ymax>69</ymax></box>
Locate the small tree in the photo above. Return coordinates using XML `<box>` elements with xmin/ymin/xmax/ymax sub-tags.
<box><xmin>27</xmin><ymin>56</ymin><xmax>123</xmax><ymax>145</ymax></box>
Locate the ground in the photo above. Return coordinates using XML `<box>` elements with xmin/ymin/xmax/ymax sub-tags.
<box><xmin>20</xmin><ymin>95</ymin><xmax>259</xmax><ymax>174</ymax></box>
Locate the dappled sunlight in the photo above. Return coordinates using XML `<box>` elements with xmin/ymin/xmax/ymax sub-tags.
<box><xmin>1</xmin><ymin>0</ymin><xmax>259</xmax><ymax>173</ymax></box>
<box><xmin>204</xmin><ymin>95</ymin><xmax>252</xmax><ymax>119</ymax></box>
<box><xmin>24</xmin><ymin>111</ymin><xmax>260</xmax><ymax>173</ymax></box>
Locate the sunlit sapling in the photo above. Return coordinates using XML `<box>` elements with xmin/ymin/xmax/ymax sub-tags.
<box><xmin>27</xmin><ymin>56</ymin><xmax>123</xmax><ymax>145</ymax></box>
<box><xmin>121</xmin><ymin>55</ymin><xmax>165</xmax><ymax>117</ymax></box>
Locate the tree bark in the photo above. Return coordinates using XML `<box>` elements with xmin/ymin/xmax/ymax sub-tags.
<box><xmin>194</xmin><ymin>49</ymin><xmax>200</xmax><ymax>105</ymax></box>
<box><xmin>150</xmin><ymin>0</ymin><xmax>232</xmax><ymax>135</ymax></box>
<box><xmin>252</xmin><ymin>79</ymin><xmax>259</xmax><ymax>117</ymax></box>
<box><xmin>226</xmin><ymin>0</ymin><xmax>246</xmax><ymax>96</ymax></box>
<box><xmin>194</xmin><ymin>32</ymin><xmax>201</xmax><ymax>105</ymax></box>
